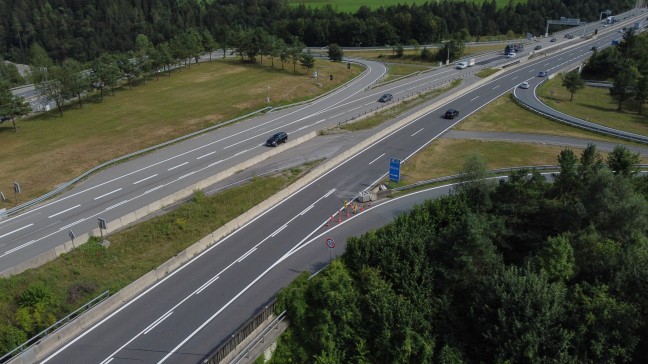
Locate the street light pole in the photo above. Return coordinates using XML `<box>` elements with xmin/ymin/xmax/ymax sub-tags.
<box><xmin>266</xmin><ymin>86</ymin><xmax>270</xmax><ymax>103</ymax></box>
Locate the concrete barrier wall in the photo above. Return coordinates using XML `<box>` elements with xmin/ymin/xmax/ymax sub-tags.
<box><xmin>14</xmin><ymin>62</ymin><xmax>507</xmax><ymax>363</ymax></box>
<box><xmin>0</xmin><ymin>132</ymin><xmax>318</xmax><ymax>279</ymax></box>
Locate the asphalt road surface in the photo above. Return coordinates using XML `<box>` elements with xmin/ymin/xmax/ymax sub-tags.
<box><xmin>35</xmin><ymin>10</ymin><xmax>648</xmax><ymax>364</ymax></box>
<box><xmin>0</xmin><ymin>30</ymin><xmax>555</xmax><ymax>273</ymax></box>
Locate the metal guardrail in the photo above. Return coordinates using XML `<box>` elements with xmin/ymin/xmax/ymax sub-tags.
<box><xmin>384</xmin><ymin>163</ymin><xmax>648</xmax><ymax>196</ymax></box>
<box><xmin>269</xmin><ymin>59</ymin><xmax>368</xmax><ymax>112</ymax></box>
<box><xmin>0</xmin><ymin>290</ymin><xmax>110</xmax><ymax>363</ymax></box>
<box><xmin>513</xmin><ymin>93</ymin><xmax>648</xmax><ymax>145</ymax></box>
<box><xmin>510</xmin><ymin>56</ymin><xmax>648</xmax><ymax>145</ymax></box>
<box><xmin>339</xmin><ymin>79</ymin><xmax>456</xmax><ymax>126</ymax></box>
<box><xmin>1</xmin><ymin>59</ymin><xmax>371</xmax><ymax>220</ymax></box>
<box><xmin>0</xmin><ymin>107</ymin><xmax>273</xmax><ymax>219</ymax></box>
<box><xmin>388</xmin><ymin>165</ymin><xmax>563</xmax><ymax>195</ymax></box>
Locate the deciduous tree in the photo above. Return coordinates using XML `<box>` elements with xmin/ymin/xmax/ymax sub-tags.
<box><xmin>610</xmin><ymin>62</ymin><xmax>639</xmax><ymax>111</ymax></box>
<box><xmin>327</xmin><ymin>43</ymin><xmax>343</xmax><ymax>62</ymax></box>
<box><xmin>0</xmin><ymin>81</ymin><xmax>31</xmax><ymax>131</ymax></box>
<box><xmin>561</xmin><ymin>70</ymin><xmax>585</xmax><ymax>101</ymax></box>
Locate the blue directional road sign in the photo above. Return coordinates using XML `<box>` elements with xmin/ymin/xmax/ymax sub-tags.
<box><xmin>389</xmin><ymin>158</ymin><xmax>401</xmax><ymax>182</ymax></box>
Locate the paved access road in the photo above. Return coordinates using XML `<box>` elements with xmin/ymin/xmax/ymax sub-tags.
<box><xmin>36</xmin><ymin>10</ymin><xmax>648</xmax><ymax>364</ymax></box>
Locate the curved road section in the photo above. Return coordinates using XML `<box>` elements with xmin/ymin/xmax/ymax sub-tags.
<box><xmin>0</xmin><ymin>33</ymin><xmax>549</xmax><ymax>276</ymax></box>
<box><xmin>30</xmin><ymin>11</ymin><xmax>648</xmax><ymax>364</ymax></box>
<box><xmin>512</xmin><ymin>14</ymin><xmax>648</xmax><ymax>144</ymax></box>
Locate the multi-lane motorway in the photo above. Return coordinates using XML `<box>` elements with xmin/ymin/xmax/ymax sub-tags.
<box><xmin>0</xmin><ymin>39</ymin><xmax>533</xmax><ymax>273</ymax></box>
<box><xmin>2</xmin><ymin>9</ymin><xmax>646</xmax><ymax>364</ymax></box>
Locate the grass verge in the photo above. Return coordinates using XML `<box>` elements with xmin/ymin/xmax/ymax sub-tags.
<box><xmin>0</xmin><ymin>162</ymin><xmax>317</xmax><ymax>356</ymax></box>
<box><xmin>475</xmin><ymin>68</ymin><xmax>500</xmax><ymax>78</ymax></box>
<box><xmin>399</xmin><ymin>139</ymin><xmax>591</xmax><ymax>184</ymax></box>
<box><xmin>537</xmin><ymin>77</ymin><xmax>648</xmax><ymax>137</ymax></box>
<box><xmin>334</xmin><ymin>79</ymin><xmax>462</xmax><ymax>132</ymax></box>
<box><xmin>454</xmin><ymin>94</ymin><xmax>641</xmax><ymax>144</ymax></box>
<box><xmin>0</xmin><ymin>58</ymin><xmax>360</xmax><ymax>201</ymax></box>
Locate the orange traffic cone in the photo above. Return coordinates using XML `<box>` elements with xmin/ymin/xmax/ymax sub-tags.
<box><xmin>338</xmin><ymin>211</ymin><xmax>342</xmax><ymax>223</ymax></box>
<box><xmin>360</xmin><ymin>204</ymin><xmax>364</xmax><ymax>212</ymax></box>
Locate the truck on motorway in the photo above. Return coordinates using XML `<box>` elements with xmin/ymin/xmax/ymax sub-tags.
<box><xmin>455</xmin><ymin>58</ymin><xmax>475</xmax><ymax>69</ymax></box>
<box><xmin>606</xmin><ymin>16</ymin><xmax>616</xmax><ymax>24</ymax></box>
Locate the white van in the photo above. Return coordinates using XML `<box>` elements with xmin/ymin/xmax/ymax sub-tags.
<box><xmin>456</xmin><ymin>61</ymin><xmax>468</xmax><ymax>69</ymax></box>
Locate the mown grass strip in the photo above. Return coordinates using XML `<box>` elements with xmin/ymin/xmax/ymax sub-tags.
<box><xmin>475</xmin><ymin>68</ymin><xmax>500</xmax><ymax>78</ymax></box>
<box><xmin>335</xmin><ymin>79</ymin><xmax>462</xmax><ymax>132</ymax></box>
<box><xmin>0</xmin><ymin>59</ymin><xmax>359</xmax><ymax>201</ymax></box>
<box><xmin>537</xmin><ymin>77</ymin><xmax>648</xmax><ymax>137</ymax></box>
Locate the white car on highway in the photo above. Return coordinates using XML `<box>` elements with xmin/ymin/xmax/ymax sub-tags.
<box><xmin>519</xmin><ymin>81</ymin><xmax>530</xmax><ymax>89</ymax></box>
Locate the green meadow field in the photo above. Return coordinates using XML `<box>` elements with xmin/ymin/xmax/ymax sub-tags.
<box><xmin>289</xmin><ymin>0</ymin><xmax>524</xmax><ymax>12</ymax></box>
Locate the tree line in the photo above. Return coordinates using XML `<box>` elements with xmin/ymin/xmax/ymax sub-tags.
<box><xmin>272</xmin><ymin>145</ymin><xmax>648</xmax><ymax>363</ymax></box>
<box><xmin>0</xmin><ymin>0</ymin><xmax>634</xmax><ymax>63</ymax></box>
<box><xmin>583</xmin><ymin>29</ymin><xmax>648</xmax><ymax>114</ymax></box>
<box><xmin>0</xmin><ymin>27</ymin><xmax>330</xmax><ymax>131</ymax></box>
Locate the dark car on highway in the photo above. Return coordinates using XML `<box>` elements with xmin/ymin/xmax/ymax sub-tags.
<box><xmin>444</xmin><ymin>109</ymin><xmax>459</xmax><ymax>119</ymax></box>
<box><xmin>591</xmin><ymin>46</ymin><xmax>598</xmax><ymax>51</ymax></box>
<box><xmin>537</xmin><ymin>71</ymin><xmax>548</xmax><ymax>77</ymax></box>
<box><xmin>266</xmin><ymin>132</ymin><xmax>288</xmax><ymax>147</ymax></box>
<box><xmin>534</xmin><ymin>45</ymin><xmax>542</xmax><ymax>50</ymax></box>
<box><xmin>550</xmin><ymin>37</ymin><xmax>557</xmax><ymax>42</ymax></box>
<box><xmin>378</xmin><ymin>93</ymin><xmax>393</xmax><ymax>103</ymax></box>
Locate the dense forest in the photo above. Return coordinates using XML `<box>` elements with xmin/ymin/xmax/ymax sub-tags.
<box><xmin>0</xmin><ymin>0</ymin><xmax>635</xmax><ymax>63</ymax></box>
<box><xmin>272</xmin><ymin>146</ymin><xmax>648</xmax><ymax>363</ymax></box>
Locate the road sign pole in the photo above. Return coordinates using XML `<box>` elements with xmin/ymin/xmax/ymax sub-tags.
<box><xmin>325</xmin><ymin>237</ymin><xmax>336</xmax><ymax>263</ymax></box>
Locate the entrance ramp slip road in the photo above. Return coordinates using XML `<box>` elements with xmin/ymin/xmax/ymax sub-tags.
<box><xmin>26</xmin><ymin>38</ymin><xmax>580</xmax><ymax>362</ymax></box>
<box><xmin>514</xmin><ymin>84</ymin><xmax>648</xmax><ymax>144</ymax></box>
<box><xmin>26</xmin><ymin>53</ymin><xmax>503</xmax><ymax>364</ymax></box>
<box><xmin>10</xmin><ymin>10</ymin><xmax>648</xmax><ymax>361</ymax></box>
<box><xmin>0</xmin><ymin>39</ymin><xmax>530</xmax><ymax>277</ymax></box>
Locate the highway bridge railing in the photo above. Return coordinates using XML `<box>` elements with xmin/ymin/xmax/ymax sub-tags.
<box><xmin>202</xmin><ymin>300</ymin><xmax>282</xmax><ymax>364</ymax></box>
<box><xmin>0</xmin><ymin>290</ymin><xmax>109</xmax><ymax>364</ymax></box>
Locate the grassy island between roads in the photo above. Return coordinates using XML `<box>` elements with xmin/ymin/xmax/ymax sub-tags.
<box><xmin>0</xmin><ymin>58</ymin><xmax>360</xmax><ymax>201</ymax></box>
